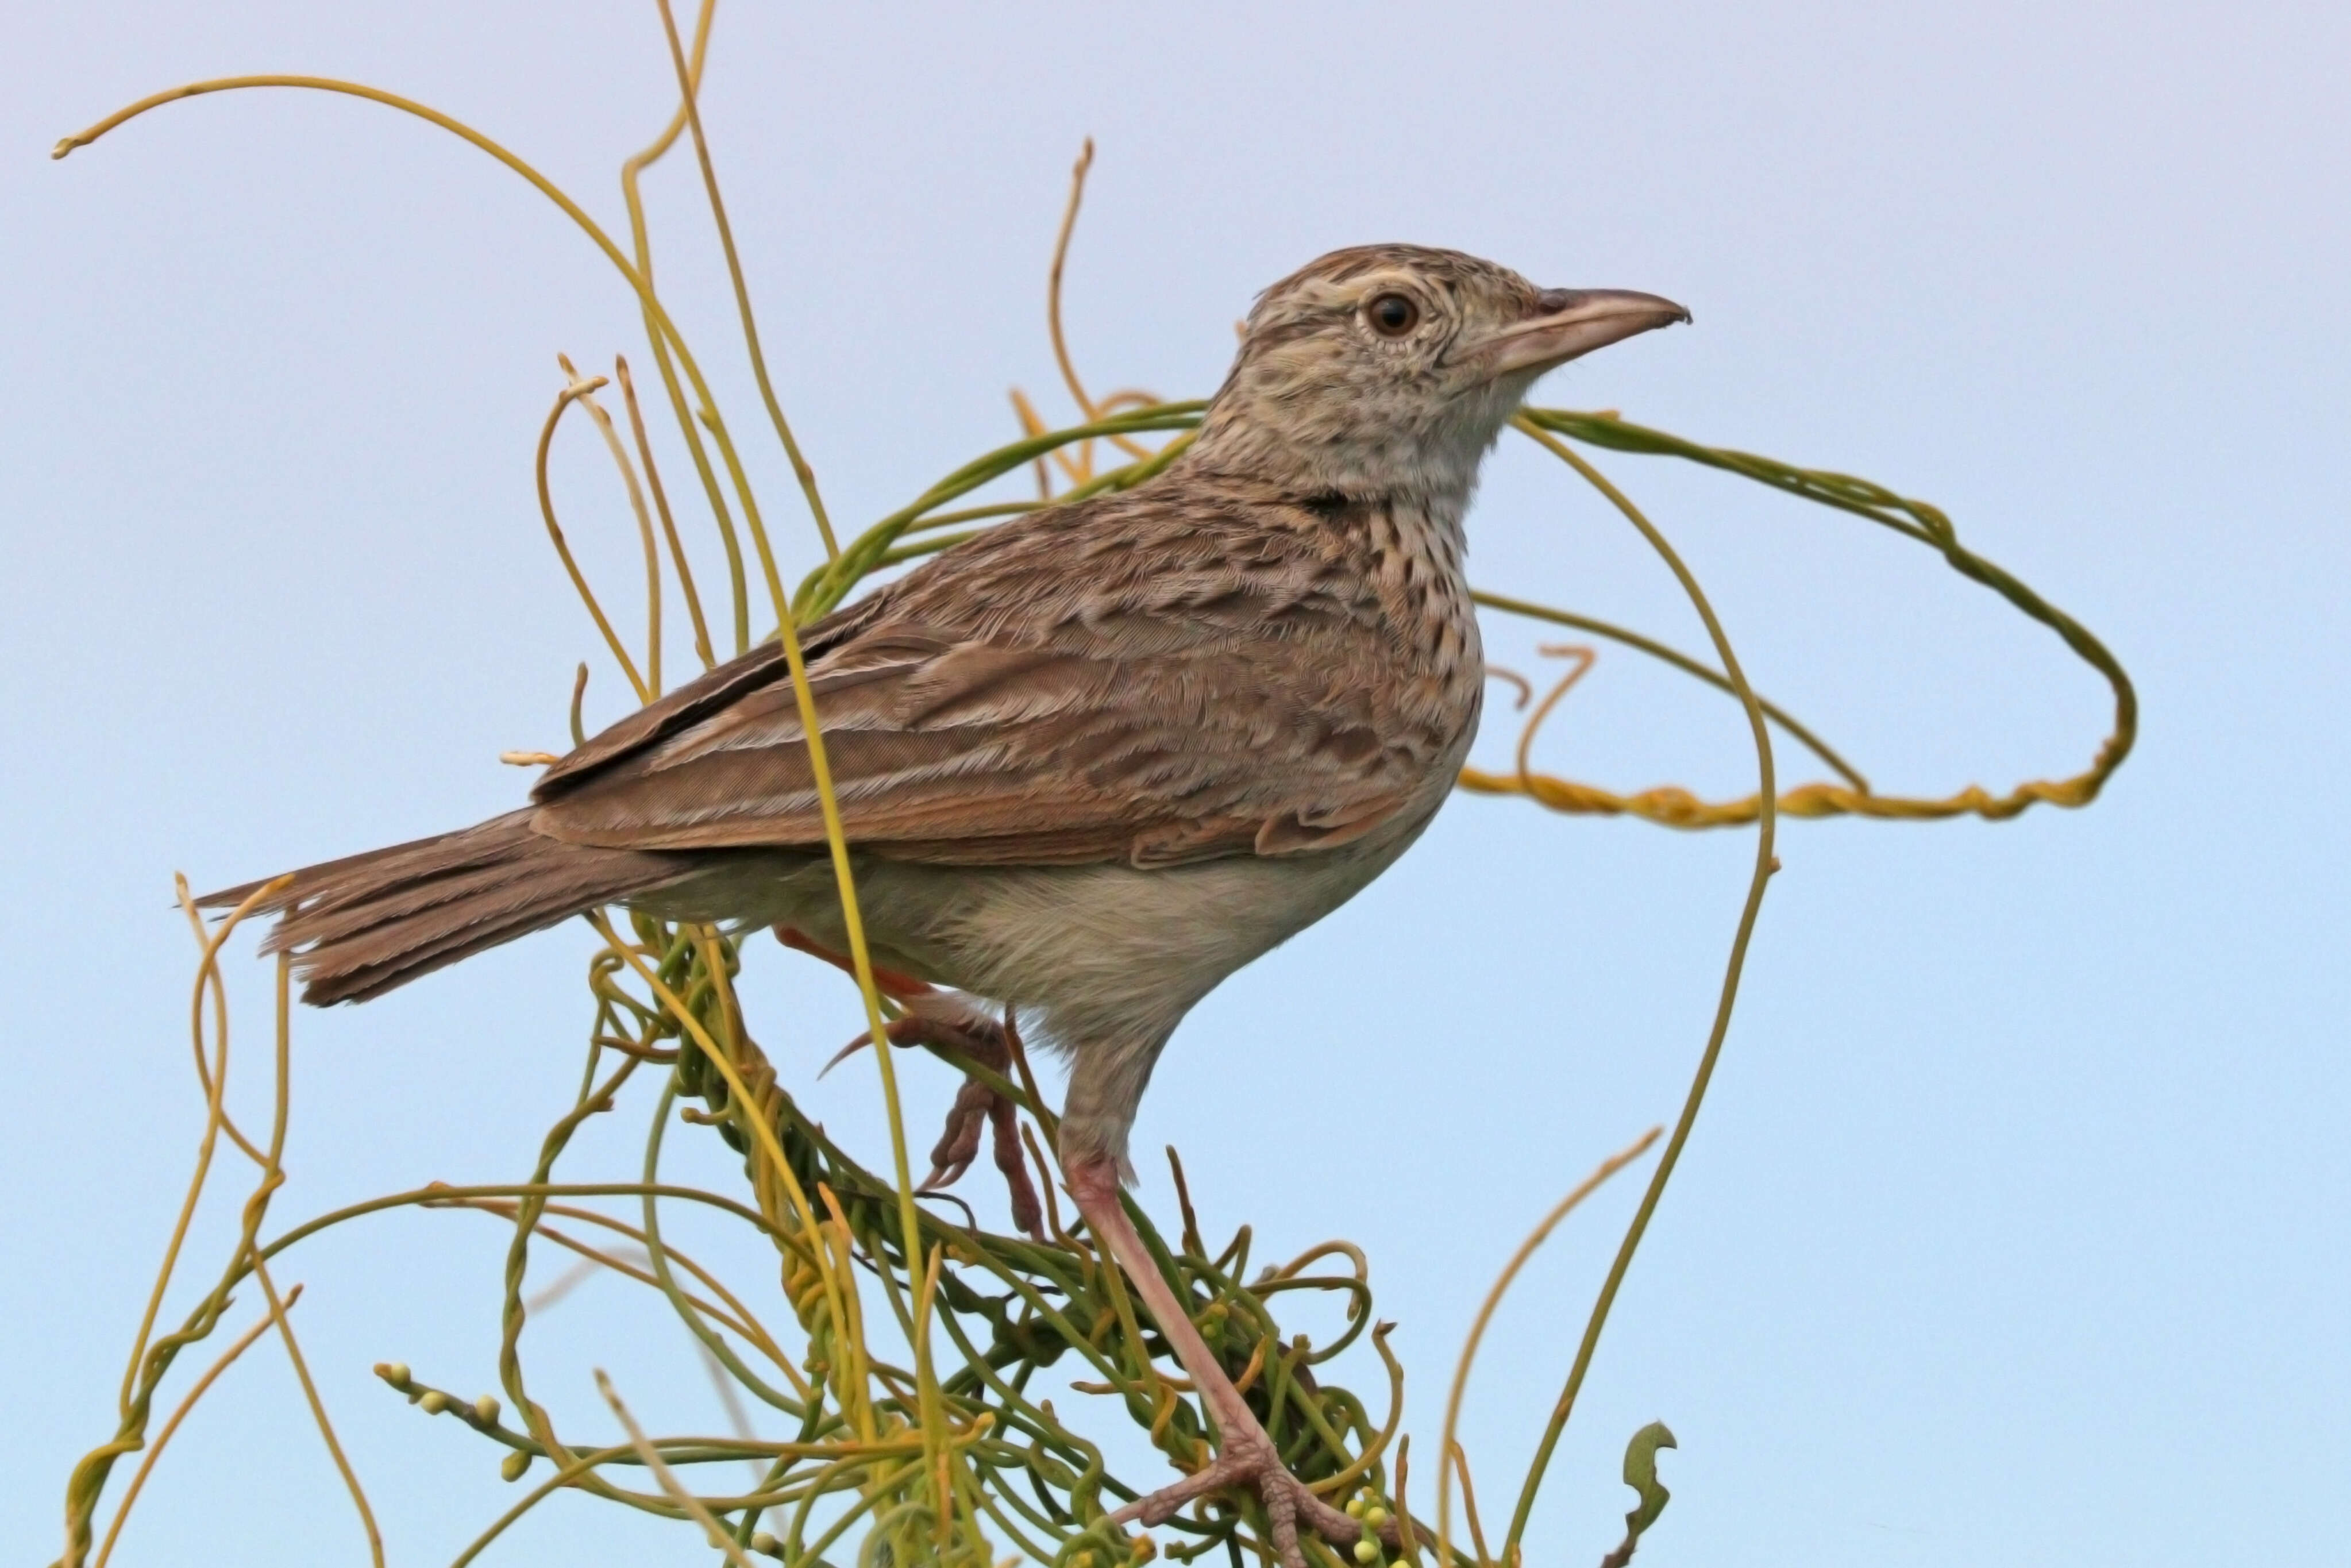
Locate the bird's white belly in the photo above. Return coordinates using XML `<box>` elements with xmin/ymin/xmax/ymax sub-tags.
<box><xmin>660</xmin><ymin>801</ymin><xmax>1435</xmax><ymax>1031</ymax></box>
<box><xmin>895</xmin><ymin>839</ymin><xmax>1409</xmax><ymax>1038</ymax></box>
<box><xmin>643</xmin><ymin>756</ymin><xmax>1462</xmax><ymax>1165</ymax></box>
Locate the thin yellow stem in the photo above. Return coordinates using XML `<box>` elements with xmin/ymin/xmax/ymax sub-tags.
<box><xmin>1499</xmin><ymin>425</ymin><xmax>1780</xmax><ymax>1555</ymax></box>
<box><xmin>653</xmin><ymin>0</ymin><xmax>838</xmax><ymax>561</ymax></box>
<box><xmin>618</xmin><ymin>2</ymin><xmax>751</xmax><ymax>656</ymax></box>
<box><xmin>257</xmin><ymin>1255</ymin><xmax>383</xmax><ymax>1565</ymax></box>
<box><xmin>1043</xmin><ymin>138</ymin><xmax>1154</xmax><ymax>464</ymax></box>
<box><xmin>537</xmin><ymin>371</ymin><xmax>650</xmax><ymax>703</ymax></box>
<box><xmin>174</xmin><ymin>878</ymin><xmax>268</xmax><ymax>1165</ymax></box>
<box><xmin>1470</xmin><ymin>588</ymin><xmax>1870</xmax><ymax>793</ymax></box>
<box><xmin>595</xmin><ymin>1371</ymin><xmax>763</xmax><ymax>1568</ymax></box>
<box><xmin>586</xmin><ymin>916</ymin><xmax>858</xmax><ymax>1396</ymax></box>
<box><xmin>250</xmin><ymin>956</ymin><xmax>383</xmax><ymax>1565</ymax></box>
<box><xmin>562</xmin><ymin>355</ymin><xmax>664</xmax><ymax>697</ymax></box>
<box><xmin>440</xmin><ymin>1199</ymin><xmax>790</xmax><ymax>1383</ymax></box>
<box><xmin>113</xmin><ymin>877</ymin><xmax>282</xmax><ymax>1427</ymax></box>
<box><xmin>90</xmin><ymin>1288</ymin><xmax>299</xmax><ymax>1568</ymax></box>
<box><xmin>617</xmin><ymin>355</ymin><xmax>714</xmax><ymax>670</ymax></box>
<box><xmin>55</xmin><ymin>73</ymin><xmax>776</xmax><ymax>651</ymax></box>
<box><xmin>1433</xmin><ymin>1128</ymin><xmax>1659</xmax><ymax>1566</ymax></box>
<box><xmin>1511</xmin><ymin>645</ymin><xmax>1597</xmax><ymax>788</ymax></box>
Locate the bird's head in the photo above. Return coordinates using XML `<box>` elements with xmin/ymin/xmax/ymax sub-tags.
<box><xmin>1188</xmin><ymin>244</ymin><xmax>1687</xmax><ymax>505</ymax></box>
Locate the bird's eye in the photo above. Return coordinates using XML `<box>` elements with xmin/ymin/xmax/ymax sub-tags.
<box><xmin>1366</xmin><ymin>292</ymin><xmax>1421</xmax><ymax>337</ymax></box>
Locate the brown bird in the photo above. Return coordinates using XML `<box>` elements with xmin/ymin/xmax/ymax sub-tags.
<box><xmin>205</xmin><ymin>245</ymin><xmax>1685</xmax><ymax>1564</ymax></box>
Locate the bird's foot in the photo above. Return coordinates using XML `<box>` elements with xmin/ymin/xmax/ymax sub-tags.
<box><xmin>826</xmin><ymin>993</ymin><xmax>1043</xmax><ymax>1240</ymax></box>
<box><xmin>1110</xmin><ymin>1423</ymin><xmax>1371</xmax><ymax>1568</ymax></box>
<box><xmin>1061</xmin><ymin>1152</ymin><xmax>1397</xmax><ymax>1567</ymax></box>
<box><xmin>777</xmin><ymin>925</ymin><xmax>1044</xmax><ymax>1239</ymax></box>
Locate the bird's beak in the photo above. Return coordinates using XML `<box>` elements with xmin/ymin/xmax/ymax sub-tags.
<box><xmin>1467</xmin><ymin>288</ymin><xmax>1691</xmax><ymax>380</ymax></box>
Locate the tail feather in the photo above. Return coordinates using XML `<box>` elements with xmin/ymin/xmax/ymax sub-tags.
<box><xmin>249</xmin><ymin>826</ymin><xmax>558</xmax><ymax>951</ymax></box>
<box><xmin>198</xmin><ymin>810</ymin><xmax>691</xmax><ymax>1005</ymax></box>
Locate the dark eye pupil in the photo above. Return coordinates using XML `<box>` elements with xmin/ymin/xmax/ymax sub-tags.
<box><xmin>1369</xmin><ymin>294</ymin><xmax>1419</xmax><ymax>334</ymax></box>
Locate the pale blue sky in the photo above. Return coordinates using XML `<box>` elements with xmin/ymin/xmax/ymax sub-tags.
<box><xmin>3</xmin><ymin>3</ymin><xmax>2345</xmax><ymax>1564</ymax></box>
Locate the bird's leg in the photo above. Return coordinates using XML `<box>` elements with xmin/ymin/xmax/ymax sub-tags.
<box><xmin>1062</xmin><ymin>1154</ymin><xmax>1378</xmax><ymax>1568</ymax></box>
<box><xmin>774</xmin><ymin>924</ymin><xmax>940</xmax><ymax>1001</ymax></box>
<box><xmin>778</xmin><ymin>926</ymin><xmax>1042</xmax><ymax>1239</ymax></box>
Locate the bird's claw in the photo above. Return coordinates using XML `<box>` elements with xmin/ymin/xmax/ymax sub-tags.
<box><xmin>830</xmin><ymin>1001</ymin><xmax>1043</xmax><ymax>1240</ymax></box>
<box><xmin>1108</xmin><ymin>1424</ymin><xmax>1379</xmax><ymax>1568</ymax></box>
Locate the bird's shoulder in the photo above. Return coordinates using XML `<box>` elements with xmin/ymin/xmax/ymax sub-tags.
<box><xmin>523</xmin><ymin>468</ymin><xmax>1470</xmax><ymax>865</ymax></box>
<box><xmin>871</xmin><ymin>469</ymin><xmax>1408</xmax><ymax>656</ymax></box>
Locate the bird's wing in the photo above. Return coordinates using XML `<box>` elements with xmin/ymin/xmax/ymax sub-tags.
<box><xmin>529</xmin><ymin>591</ymin><xmax>887</xmax><ymax>795</ymax></box>
<box><xmin>527</xmin><ymin>492</ymin><xmax>1462</xmax><ymax>868</ymax></box>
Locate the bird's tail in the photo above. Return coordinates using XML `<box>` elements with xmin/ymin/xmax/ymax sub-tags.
<box><xmin>198</xmin><ymin>809</ymin><xmax>691</xmax><ymax>1005</ymax></box>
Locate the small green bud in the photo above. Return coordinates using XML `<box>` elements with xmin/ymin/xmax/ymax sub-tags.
<box><xmin>1365</xmin><ymin>1505</ymin><xmax>1389</xmax><ymax>1528</ymax></box>
<box><xmin>374</xmin><ymin>1361</ymin><xmax>412</xmax><ymax>1390</ymax></box>
<box><xmin>419</xmin><ymin>1390</ymin><xmax>449</xmax><ymax>1415</ymax></box>
<box><xmin>499</xmin><ymin>1450</ymin><xmax>530</xmax><ymax>1483</ymax></box>
<box><xmin>473</xmin><ymin>1393</ymin><xmax>502</xmax><ymax>1424</ymax></box>
<box><xmin>750</xmin><ymin>1532</ymin><xmax>781</xmax><ymax>1558</ymax></box>
<box><xmin>1347</xmin><ymin>1496</ymin><xmax>1366</xmax><ymax>1519</ymax></box>
<box><xmin>1352</xmin><ymin>1539</ymin><xmax>1381</xmax><ymax>1565</ymax></box>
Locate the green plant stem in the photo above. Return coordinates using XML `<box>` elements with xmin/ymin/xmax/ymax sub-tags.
<box><xmin>1499</xmin><ymin>423</ymin><xmax>1779</xmax><ymax>1555</ymax></box>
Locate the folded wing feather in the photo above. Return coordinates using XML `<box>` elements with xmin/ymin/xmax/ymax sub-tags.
<box><xmin>526</xmin><ymin>504</ymin><xmax>1427</xmax><ymax>869</ymax></box>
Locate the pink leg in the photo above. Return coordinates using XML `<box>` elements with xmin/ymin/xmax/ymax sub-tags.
<box><xmin>1062</xmin><ymin>1154</ymin><xmax>1377</xmax><ymax>1568</ymax></box>
<box><xmin>774</xmin><ymin>924</ymin><xmax>938</xmax><ymax>1001</ymax></box>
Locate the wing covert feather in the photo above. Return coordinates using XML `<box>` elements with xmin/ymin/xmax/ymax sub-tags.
<box><xmin>527</xmin><ymin>484</ymin><xmax>1475</xmax><ymax>868</ymax></box>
